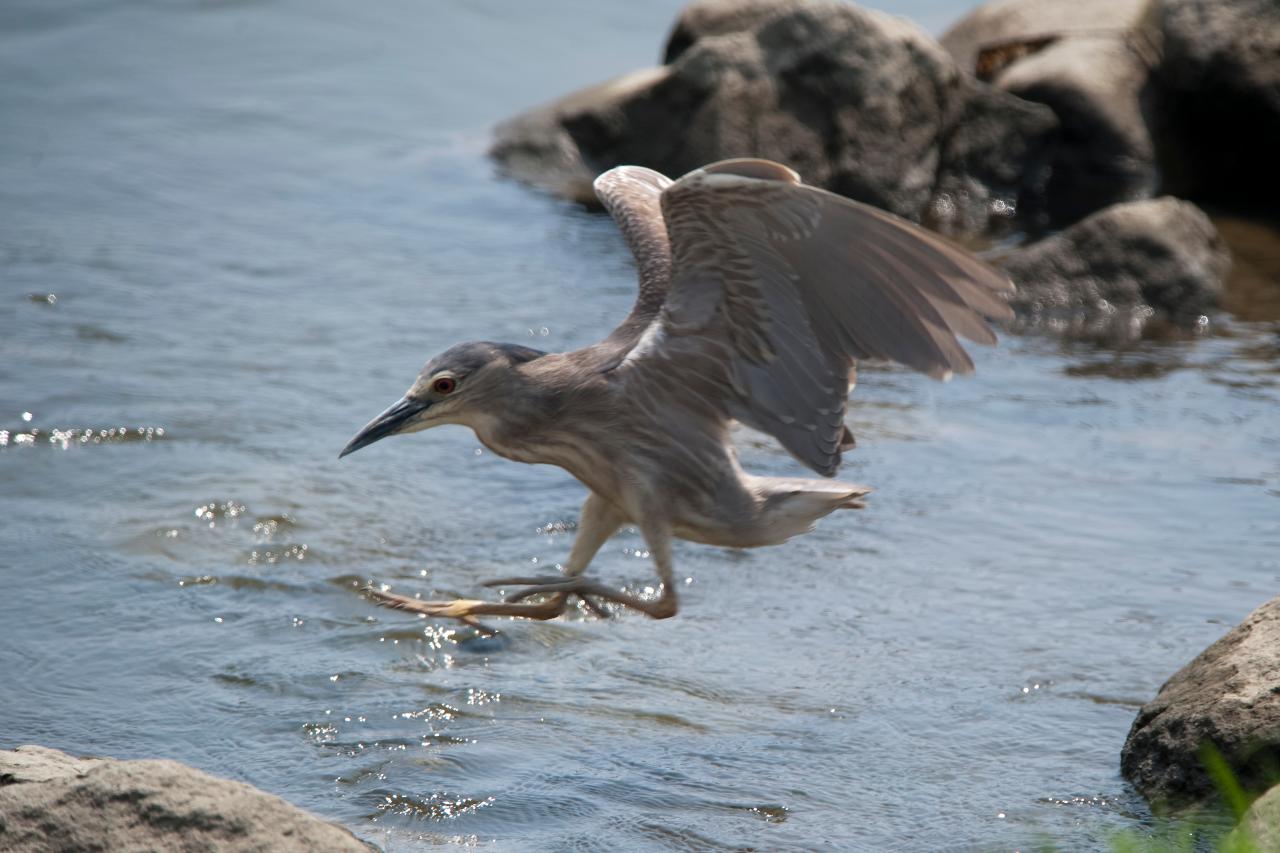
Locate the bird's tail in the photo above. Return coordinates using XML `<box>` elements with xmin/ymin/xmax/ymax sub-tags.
<box><xmin>838</xmin><ymin>484</ymin><xmax>871</xmax><ymax>510</ymax></box>
<box><xmin>752</xmin><ymin>477</ymin><xmax>872</xmax><ymax>545</ymax></box>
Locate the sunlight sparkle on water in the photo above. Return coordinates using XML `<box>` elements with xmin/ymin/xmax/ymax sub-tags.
<box><xmin>0</xmin><ymin>425</ymin><xmax>164</xmax><ymax>449</ymax></box>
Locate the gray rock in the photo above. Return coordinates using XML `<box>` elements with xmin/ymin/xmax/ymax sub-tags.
<box><xmin>663</xmin><ymin>0</ymin><xmax>806</xmax><ymax>63</ymax></box>
<box><xmin>1151</xmin><ymin>0</ymin><xmax>1280</xmax><ymax>206</ymax></box>
<box><xmin>490</xmin><ymin>67</ymin><xmax>669</xmax><ymax>206</ymax></box>
<box><xmin>0</xmin><ymin>745</ymin><xmax>372</xmax><ymax>852</ymax></box>
<box><xmin>491</xmin><ymin>0</ymin><xmax>1059</xmax><ymax>237</ymax></box>
<box><xmin>940</xmin><ymin>0</ymin><xmax>1160</xmax><ymax>224</ymax></box>
<box><xmin>1228</xmin><ymin>783</ymin><xmax>1280</xmax><ymax>851</ymax></box>
<box><xmin>930</xmin><ymin>82</ymin><xmax>1057</xmax><ymax>235</ymax></box>
<box><xmin>1000</xmin><ymin>197</ymin><xmax>1229</xmax><ymax>338</ymax></box>
<box><xmin>1120</xmin><ymin>596</ymin><xmax>1280</xmax><ymax>810</ymax></box>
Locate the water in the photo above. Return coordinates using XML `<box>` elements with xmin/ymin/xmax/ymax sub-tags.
<box><xmin>2</xmin><ymin>1</ymin><xmax>1278</xmax><ymax>850</ymax></box>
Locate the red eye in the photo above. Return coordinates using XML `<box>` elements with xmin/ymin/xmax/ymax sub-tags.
<box><xmin>432</xmin><ymin>377</ymin><xmax>456</xmax><ymax>395</ymax></box>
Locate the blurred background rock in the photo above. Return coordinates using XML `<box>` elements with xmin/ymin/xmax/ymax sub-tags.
<box><xmin>493</xmin><ymin>0</ymin><xmax>1280</xmax><ymax>340</ymax></box>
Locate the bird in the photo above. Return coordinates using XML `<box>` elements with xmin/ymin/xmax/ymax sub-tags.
<box><xmin>340</xmin><ymin>158</ymin><xmax>1012</xmax><ymax>631</ymax></box>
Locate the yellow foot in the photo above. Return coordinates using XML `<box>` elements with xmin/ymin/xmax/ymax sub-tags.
<box><xmin>362</xmin><ymin>587</ymin><xmax>498</xmax><ymax>634</ymax></box>
<box><xmin>362</xmin><ymin>585</ymin><xmax>570</xmax><ymax>635</ymax></box>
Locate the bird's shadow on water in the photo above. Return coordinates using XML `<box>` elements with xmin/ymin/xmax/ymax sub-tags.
<box><xmin>452</xmin><ymin>630</ymin><xmax>512</xmax><ymax>654</ymax></box>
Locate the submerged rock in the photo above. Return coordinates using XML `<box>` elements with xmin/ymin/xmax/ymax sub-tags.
<box><xmin>0</xmin><ymin>745</ymin><xmax>371</xmax><ymax>852</ymax></box>
<box><xmin>492</xmin><ymin>0</ymin><xmax>1058</xmax><ymax>236</ymax></box>
<box><xmin>1000</xmin><ymin>197</ymin><xmax>1229</xmax><ymax>338</ymax></box>
<box><xmin>1120</xmin><ymin>597</ymin><xmax>1280</xmax><ymax>810</ymax></box>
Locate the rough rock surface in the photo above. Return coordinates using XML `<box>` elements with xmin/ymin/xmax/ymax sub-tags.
<box><xmin>940</xmin><ymin>0</ymin><xmax>1160</xmax><ymax>223</ymax></box>
<box><xmin>1121</xmin><ymin>597</ymin><xmax>1280</xmax><ymax>810</ymax></box>
<box><xmin>1001</xmin><ymin>197</ymin><xmax>1228</xmax><ymax>337</ymax></box>
<box><xmin>1151</xmin><ymin>0</ymin><xmax>1280</xmax><ymax>206</ymax></box>
<box><xmin>492</xmin><ymin>0</ymin><xmax>1058</xmax><ymax>236</ymax></box>
<box><xmin>0</xmin><ymin>745</ymin><xmax>371</xmax><ymax>852</ymax></box>
<box><xmin>489</xmin><ymin>66</ymin><xmax>670</xmax><ymax>206</ymax></box>
<box><xmin>663</xmin><ymin>0</ymin><xmax>806</xmax><ymax>63</ymax></box>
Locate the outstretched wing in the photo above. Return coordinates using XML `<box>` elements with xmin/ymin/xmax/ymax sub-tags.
<box><xmin>592</xmin><ymin>166</ymin><xmax>673</xmax><ymax>349</ymax></box>
<box><xmin>609</xmin><ymin>158</ymin><xmax>1013</xmax><ymax>477</ymax></box>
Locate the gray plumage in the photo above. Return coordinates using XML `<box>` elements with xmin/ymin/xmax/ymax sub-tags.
<box><xmin>340</xmin><ymin>158</ymin><xmax>1012</xmax><ymax>629</ymax></box>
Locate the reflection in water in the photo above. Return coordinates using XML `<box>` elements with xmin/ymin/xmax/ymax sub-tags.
<box><xmin>0</xmin><ymin>0</ymin><xmax>1278</xmax><ymax>851</ymax></box>
<box><xmin>1217</xmin><ymin>214</ymin><xmax>1280</xmax><ymax>323</ymax></box>
<box><xmin>369</xmin><ymin>791</ymin><xmax>496</xmax><ymax>822</ymax></box>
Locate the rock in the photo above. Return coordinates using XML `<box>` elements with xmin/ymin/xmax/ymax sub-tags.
<box><xmin>939</xmin><ymin>0</ymin><xmax>1154</xmax><ymax>76</ymax></box>
<box><xmin>663</xmin><ymin>0</ymin><xmax>805</xmax><ymax>63</ymax></box>
<box><xmin>941</xmin><ymin>0</ymin><xmax>1280</xmax><ymax>214</ymax></box>
<box><xmin>940</xmin><ymin>0</ymin><xmax>1160</xmax><ymax>224</ymax></box>
<box><xmin>1000</xmin><ymin>197</ymin><xmax>1228</xmax><ymax>338</ymax></box>
<box><xmin>491</xmin><ymin>0</ymin><xmax>1059</xmax><ymax>237</ymax></box>
<box><xmin>0</xmin><ymin>745</ymin><xmax>372</xmax><ymax>852</ymax></box>
<box><xmin>491</xmin><ymin>67</ymin><xmax>669</xmax><ymax>206</ymax></box>
<box><xmin>1120</xmin><ymin>596</ymin><xmax>1280</xmax><ymax>810</ymax></box>
<box><xmin>1227</xmin><ymin>783</ymin><xmax>1280</xmax><ymax>851</ymax></box>
<box><xmin>1151</xmin><ymin>0</ymin><xmax>1280</xmax><ymax>207</ymax></box>
<box><xmin>929</xmin><ymin>82</ymin><xmax>1056</xmax><ymax>235</ymax></box>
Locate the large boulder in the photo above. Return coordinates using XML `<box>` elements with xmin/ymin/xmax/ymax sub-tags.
<box><xmin>1151</xmin><ymin>0</ymin><xmax>1280</xmax><ymax>207</ymax></box>
<box><xmin>490</xmin><ymin>67</ymin><xmax>669</xmax><ymax>206</ymax></box>
<box><xmin>940</xmin><ymin>0</ymin><xmax>1160</xmax><ymax>224</ymax></box>
<box><xmin>1001</xmin><ymin>197</ymin><xmax>1229</xmax><ymax>338</ymax></box>
<box><xmin>0</xmin><ymin>745</ymin><xmax>371</xmax><ymax>852</ymax></box>
<box><xmin>1121</xmin><ymin>597</ymin><xmax>1280</xmax><ymax>810</ymax></box>
<box><xmin>942</xmin><ymin>0</ymin><xmax>1280</xmax><ymax>214</ymax></box>
<box><xmin>492</xmin><ymin>0</ymin><xmax>1058</xmax><ymax>236</ymax></box>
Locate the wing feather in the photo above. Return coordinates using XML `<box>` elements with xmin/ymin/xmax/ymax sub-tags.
<box><xmin>592</xmin><ymin>166</ymin><xmax>673</xmax><ymax>346</ymax></box>
<box><xmin>611</xmin><ymin>160</ymin><xmax>1010</xmax><ymax>475</ymax></box>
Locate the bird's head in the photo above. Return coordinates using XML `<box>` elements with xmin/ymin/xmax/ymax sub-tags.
<box><xmin>339</xmin><ymin>341</ymin><xmax>544</xmax><ymax>458</ymax></box>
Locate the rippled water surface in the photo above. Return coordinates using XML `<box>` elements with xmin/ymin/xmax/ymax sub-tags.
<box><xmin>3</xmin><ymin>2</ymin><xmax>1279</xmax><ymax>850</ymax></box>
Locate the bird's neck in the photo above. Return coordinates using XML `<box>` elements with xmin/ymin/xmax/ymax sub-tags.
<box><xmin>462</xmin><ymin>354</ymin><xmax>620</xmax><ymax>494</ymax></box>
<box><xmin>468</xmin><ymin>410</ymin><xmax>618</xmax><ymax>499</ymax></box>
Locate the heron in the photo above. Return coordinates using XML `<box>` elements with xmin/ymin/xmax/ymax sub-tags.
<box><xmin>340</xmin><ymin>158</ymin><xmax>1012</xmax><ymax>630</ymax></box>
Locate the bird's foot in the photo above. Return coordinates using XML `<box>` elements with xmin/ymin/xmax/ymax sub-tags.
<box><xmin>480</xmin><ymin>575</ymin><xmax>612</xmax><ymax>619</ymax></box>
<box><xmin>483</xmin><ymin>575</ymin><xmax>677</xmax><ymax>620</ymax></box>
<box><xmin>363</xmin><ymin>583</ymin><xmax>588</xmax><ymax>635</ymax></box>
<box><xmin>363</xmin><ymin>586</ymin><xmax>503</xmax><ymax>635</ymax></box>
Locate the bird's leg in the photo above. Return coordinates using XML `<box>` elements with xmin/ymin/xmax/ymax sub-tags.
<box><xmin>494</xmin><ymin>517</ymin><xmax>680</xmax><ymax>620</ymax></box>
<box><xmin>482</xmin><ymin>492</ymin><xmax>624</xmax><ymax>615</ymax></box>
<box><xmin>366</xmin><ymin>494</ymin><xmax>624</xmax><ymax>630</ymax></box>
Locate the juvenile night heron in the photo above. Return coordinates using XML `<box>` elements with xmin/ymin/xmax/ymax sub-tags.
<box><xmin>341</xmin><ymin>158</ymin><xmax>1012</xmax><ymax>629</ymax></box>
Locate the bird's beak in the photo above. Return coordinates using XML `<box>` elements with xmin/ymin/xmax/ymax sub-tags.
<box><xmin>339</xmin><ymin>397</ymin><xmax>429</xmax><ymax>458</ymax></box>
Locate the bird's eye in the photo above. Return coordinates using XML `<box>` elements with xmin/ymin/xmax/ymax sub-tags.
<box><xmin>432</xmin><ymin>377</ymin><xmax>457</xmax><ymax>395</ymax></box>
